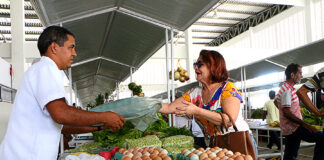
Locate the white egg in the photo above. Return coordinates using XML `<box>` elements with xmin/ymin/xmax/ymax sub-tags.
<box><xmin>196</xmin><ymin>151</ymin><xmax>203</xmax><ymax>156</ymax></box>
<box><xmin>206</xmin><ymin>147</ymin><xmax>211</xmax><ymax>151</ymax></box>
<box><xmin>191</xmin><ymin>148</ymin><xmax>196</xmax><ymax>152</ymax></box>
<box><xmin>225</xmin><ymin>151</ymin><xmax>233</xmax><ymax>155</ymax></box>
<box><xmin>184</xmin><ymin>151</ymin><xmax>191</xmax><ymax>156</ymax></box>
<box><xmin>214</xmin><ymin>149</ymin><xmax>222</xmax><ymax>154</ymax></box>
<box><xmin>160</xmin><ymin>149</ymin><xmax>168</xmax><ymax>155</ymax></box>
<box><xmin>189</xmin><ymin>154</ymin><xmax>199</xmax><ymax>160</ymax></box>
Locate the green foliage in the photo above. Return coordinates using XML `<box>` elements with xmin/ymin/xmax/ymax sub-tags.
<box><xmin>93</xmin><ymin>121</ymin><xmax>143</xmax><ymax>147</ymax></box>
<box><xmin>302</xmin><ymin>107</ymin><xmax>324</xmax><ymax>125</ymax></box>
<box><xmin>251</xmin><ymin>108</ymin><xmax>264</xmax><ymax>119</ymax></box>
<box><xmin>144</xmin><ymin>120</ymin><xmax>192</xmax><ymax>138</ymax></box>
<box><xmin>128</xmin><ymin>82</ymin><xmax>143</xmax><ymax>96</ymax></box>
<box><xmin>128</xmin><ymin>82</ymin><xmax>137</xmax><ymax>90</ymax></box>
<box><xmin>87</xmin><ymin>103</ymin><xmax>95</xmax><ymax>109</ymax></box>
<box><xmin>93</xmin><ymin>118</ymin><xmax>193</xmax><ymax>147</ymax></box>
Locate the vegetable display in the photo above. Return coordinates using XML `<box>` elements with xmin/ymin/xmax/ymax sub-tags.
<box><xmin>169</xmin><ymin>59</ymin><xmax>190</xmax><ymax>83</ymax></box>
<box><xmin>125</xmin><ymin>135</ymin><xmax>162</xmax><ymax>148</ymax></box>
<box><xmin>128</xmin><ymin>82</ymin><xmax>144</xmax><ymax>97</ymax></box>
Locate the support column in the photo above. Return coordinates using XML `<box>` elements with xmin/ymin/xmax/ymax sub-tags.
<box><xmin>11</xmin><ymin>0</ymin><xmax>25</xmax><ymax>89</ymax></box>
<box><xmin>185</xmin><ymin>27</ymin><xmax>194</xmax><ymax>83</ymax></box>
<box><xmin>305</xmin><ymin>0</ymin><xmax>314</xmax><ymax>43</ymax></box>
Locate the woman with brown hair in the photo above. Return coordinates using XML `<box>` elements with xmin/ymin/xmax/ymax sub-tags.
<box><xmin>159</xmin><ymin>50</ymin><xmax>256</xmax><ymax>159</ymax></box>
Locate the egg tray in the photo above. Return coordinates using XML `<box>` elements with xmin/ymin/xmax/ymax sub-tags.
<box><xmin>113</xmin><ymin>152</ymin><xmax>174</xmax><ymax>160</ymax></box>
<box><xmin>176</xmin><ymin>154</ymin><xmax>190</xmax><ymax>160</ymax></box>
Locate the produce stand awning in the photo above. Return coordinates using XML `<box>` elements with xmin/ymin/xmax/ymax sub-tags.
<box><xmin>31</xmin><ymin>0</ymin><xmax>220</xmax><ymax>106</ymax></box>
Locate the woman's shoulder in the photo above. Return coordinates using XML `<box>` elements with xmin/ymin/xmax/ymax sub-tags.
<box><xmin>221</xmin><ymin>81</ymin><xmax>242</xmax><ymax>102</ymax></box>
<box><xmin>183</xmin><ymin>87</ymin><xmax>202</xmax><ymax>100</ymax></box>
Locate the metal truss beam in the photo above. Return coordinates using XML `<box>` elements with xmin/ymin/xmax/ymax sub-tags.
<box><xmin>0</xmin><ymin>37</ymin><xmax>38</xmax><ymax>41</ymax></box>
<box><xmin>225</xmin><ymin>0</ymin><xmax>272</xmax><ymax>8</ymax></box>
<box><xmin>0</xmin><ymin>3</ymin><xmax>34</xmax><ymax>10</ymax></box>
<box><xmin>216</xmin><ymin>9</ymin><xmax>257</xmax><ymax>15</ymax></box>
<box><xmin>0</xmin><ymin>11</ymin><xmax>38</xmax><ymax>19</ymax></box>
<box><xmin>0</xmin><ymin>30</ymin><xmax>42</xmax><ymax>35</ymax></box>
<box><xmin>0</xmin><ymin>21</ymin><xmax>42</xmax><ymax>27</ymax></box>
<box><xmin>209</xmin><ymin>5</ymin><xmax>291</xmax><ymax>46</ymax></box>
<box><xmin>194</xmin><ymin>22</ymin><xmax>233</xmax><ymax>27</ymax></box>
<box><xmin>192</xmin><ymin>29</ymin><xmax>223</xmax><ymax>34</ymax></box>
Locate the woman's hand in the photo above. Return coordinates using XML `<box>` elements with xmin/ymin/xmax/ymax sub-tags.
<box><xmin>175</xmin><ymin>100</ymin><xmax>198</xmax><ymax>115</ymax></box>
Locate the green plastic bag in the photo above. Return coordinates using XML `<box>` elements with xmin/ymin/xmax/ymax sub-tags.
<box><xmin>90</xmin><ymin>97</ymin><xmax>162</xmax><ymax>131</ymax></box>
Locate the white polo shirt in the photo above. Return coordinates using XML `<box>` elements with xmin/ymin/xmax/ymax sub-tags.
<box><xmin>0</xmin><ymin>56</ymin><xmax>67</xmax><ymax>160</ymax></box>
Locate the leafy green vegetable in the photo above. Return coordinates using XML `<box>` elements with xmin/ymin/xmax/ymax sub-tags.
<box><xmin>144</xmin><ymin>119</ymin><xmax>169</xmax><ymax>132</ymax></box>
<box><xmin>125</xmin><ymin>135</ymin><xmax>162</xmax><ymax>148</ymax></box>
<box><xmin>93</xmin><ymin>121</ymin><xmax>142</xmax><ymax>147</ymax></box>
<box><xmin>128</xmin><ymin>82</ymin><xmax>137</xmax><ymax>90</ymax></box>
<box><xmin>301</xmin><ymin>107</ymin><xmax>324</xmax><ymax>125</ymax></box>
<box><xmin>71</xmin><ymin>142</ymin><xmax>103</xmax><ymax>153</ymax></box>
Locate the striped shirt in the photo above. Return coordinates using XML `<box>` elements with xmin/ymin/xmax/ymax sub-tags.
<box><xmin>304</xmin><ymin>67</ymin><xmax>324</xmax><ymax>91</ymax></box>
<box><xmin>275</xmin><ymin>81</ymin><xmax>302</xmax><ymax>135</ymax></box>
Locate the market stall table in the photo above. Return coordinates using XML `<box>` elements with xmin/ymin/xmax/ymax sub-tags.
<box><xmin>249</xmin><ymin>125</ymin><xmax>283</xmax><ymax>160</ymax></box>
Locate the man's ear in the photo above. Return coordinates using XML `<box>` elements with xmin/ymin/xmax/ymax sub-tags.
<box><xmin>49</xmin><ymin>42</ymin><xmax>57</xmax><ymax>54</ymax></box>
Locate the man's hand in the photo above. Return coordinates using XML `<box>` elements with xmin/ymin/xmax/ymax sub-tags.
<box><xmin>303</xmin><ymin>123</ymin><xmax>318</xmax><ymax>133</ymax></box>
<box><xmin>320</xmin><ymin>110</ymin><xmax>324</xmax><ymax>116</ymax></box>
<box><xmin>101</xmin><ymin>111</ymin><xmax>125</xmax><ymax>131</ymax></box>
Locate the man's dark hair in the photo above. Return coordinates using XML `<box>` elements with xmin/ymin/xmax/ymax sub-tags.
<box><xmin>285</xmin><ymin>63</ymin><xmax>301</xmax><ymax>80</ymax></box>
<box><xmin>269</xmin><ymin>90</ymin><xmax>275</xmax><ymax>99</ymax></box>
<box><xmin>37</xmin><ymin>26</ymin><xmax>74</xmax><ymax>55</ymax></box>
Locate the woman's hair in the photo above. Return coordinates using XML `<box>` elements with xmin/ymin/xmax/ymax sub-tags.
<box><xmin>199</xmin><ymin>50</ymin><xmax>229</xmax><ymax>83</ymax></box>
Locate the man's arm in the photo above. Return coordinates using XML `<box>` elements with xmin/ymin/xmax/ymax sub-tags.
<box><xmin>46</xmin><ymin>98</ymin><xmax>125</xmax><ymax>131</ymax></box>
<box><xmin>282</xmin><ymin>107</ymin><xmax>317</xmax><ymax>133</ymax></box>
<box><xmin>262</xmin><ymin>111</ymin><xmax>267</xmax><ymax>121</ymax></box>
<box><xmin>61</xmin><ymin>125</ymin><xmax>99</xmax><ymax>134</ymax></box>
<box><xmin>297</xmin><ymin>86</ymin><xmax>324</xmax><ymax>116</ymax></box>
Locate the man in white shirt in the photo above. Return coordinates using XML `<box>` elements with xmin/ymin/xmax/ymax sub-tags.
<box><xmin>0</xmin><ymin>26</ymin><xmax>125</xmax><ymax>160</ymax></box>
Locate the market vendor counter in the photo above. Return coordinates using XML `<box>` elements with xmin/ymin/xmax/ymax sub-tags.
<box><xmin>249</xmin><ymin>125</ymin><xmax>283</xmax><ymax>159</ymax></box>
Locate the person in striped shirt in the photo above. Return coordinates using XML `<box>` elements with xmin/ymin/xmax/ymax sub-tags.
<box><xmin>275</xmin><ymin>63</ymin><xmax>324</xmax><ymax>160</ymax></box>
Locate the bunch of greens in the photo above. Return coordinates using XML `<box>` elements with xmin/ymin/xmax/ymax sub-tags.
<box><xmin>161</xmin><ymin>135</ymin><xmax>194</xmax><ymax>148</ymax></box>
<box><xmin>251</xmin><ymin>109</ymin><xmax>264</xmax><ymax>119</ymax></box>
<box><xmin>162</xmin><ymin>135</ymin><xmax>194</xmax><ymax>157</ymax></box>
<box><xmin>93</xmin><ymin>121</ymin><xmax>143</xmax><ymax>147</ymax></box>
<box><xmin>128</xmin><ymin>82</ymin><xmax>143</xmax><ymax>96</ymax></box>
<box><xmin>144</xmin><ymin>119</ymin><xmax>192</xmax><ymax>138</ymax></box>
<box><xmin>71</xmin><ymin>142</ymin><xmax>103</xmax><ymax>153</ymax></box>
<box><xmin>125</xmin><ymin>135</ymin><xmax>162</xmax><ymax>148</ymax></box>
<box><xmin>301</xmin><ymin>107</ymin><xmax>324</xmax><ymax>125</ymax></box>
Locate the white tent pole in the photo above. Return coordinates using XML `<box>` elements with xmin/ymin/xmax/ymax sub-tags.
<box><xmin>165</xmin><ymin>29</ymin><xmax>171</xmax><ymax>127</ymax></box>
<box><xmin>130</xmin><ymin>67</ymin><xmax>133</xmax><ymax>96</ymax></box>
<box><xmin>116</xmin><ymin>82</ymin><xmax>120</xmax><ymax>100</ymax></box>
<box><xmin>171</xmin><ymin>28</ymin><xmax>176</xmax><ymax>127</ymax></box>
<box><xmin>243</xmin><ymin>67</ymin><xmax>247</xmax><ymax>119</ymax></box>
<box><xmin>240</xmin><ymin>67</ymin><xmax>246</xmax><ymax>119</ymax></box>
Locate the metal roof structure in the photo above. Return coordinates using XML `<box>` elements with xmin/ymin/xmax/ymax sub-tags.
<box><xmin>173</xmin><ymin>0</ymin><xmax>292</xmax><ymax>45</ymax></box>
<box><xmin>27</xmin><ymin>0</ymin><xmax>222</xmax><ymax>106</ymax></box>
<box><xmin>0</xmin><ymin>0</ymin><xmax>299</xmax><ymax>106</ymax></box>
